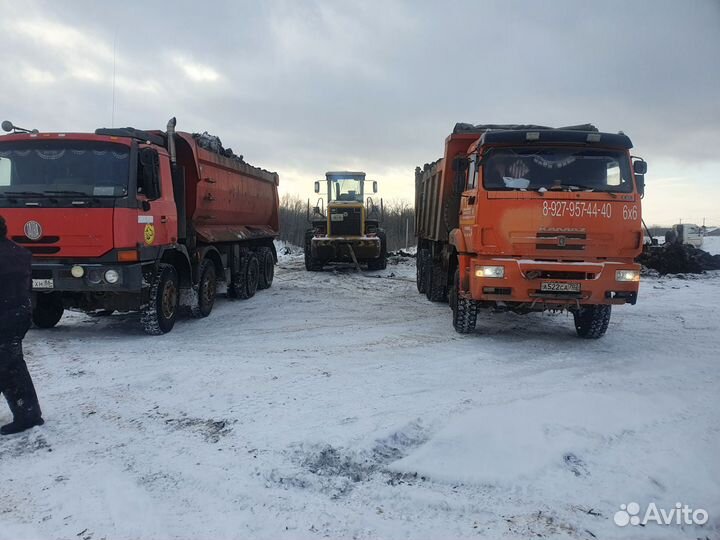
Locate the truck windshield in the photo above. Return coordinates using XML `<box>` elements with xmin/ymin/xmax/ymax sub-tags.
<box><xmin>0</xmin><ymin>141</ymin><xmax>130</xmax><ymax>197</ymax></box>
<box><xmin>482</xmin><ymin>147</ymin><xmax>633</xmax><ymax>193</ymax></box>
<box><xmin>330</xmin><ymin>178</ymin><xmax>363</xmax><ymax>202</ymax></box>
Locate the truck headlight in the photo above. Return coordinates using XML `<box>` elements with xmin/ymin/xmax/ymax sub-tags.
<box><xmin>104</xmin><ymin>269</ymin><xmax>120</xmax><ymax>284</ymax></box>
<box><xmin>615</xmin><ymin>270</ymin><xmax>640</xmax><ymax>282</ymax></box>
<box><xmin>475</xmin><ymin>265</ymin><xmax>505</xmax><ymax>278</ymax></box>
<box><xmin>71</xmin><ymin>265</ymin><xmax>85</xmax><ymax>278</ymax></box>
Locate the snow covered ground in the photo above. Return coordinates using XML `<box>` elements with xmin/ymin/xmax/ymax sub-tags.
<box><xmin>1</xmin><ymin>248</ymin><xmax>719</xmax><ymax>540</ymax></box>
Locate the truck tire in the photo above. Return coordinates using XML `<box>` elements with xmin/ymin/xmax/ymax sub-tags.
<box><xmin>304</xmin><ymin>232</ymin><xmax>324</xmax><ymax>271</ymax></box>
<box><xmin>425</xmin><ymin>257</ymin><xmax>448</xmax><ymax>302</ymax></box>
<box><xmin>451</xmin><ymin>269</ymin><xmax>478</xmax><ymax>334</ymax></box>
<box><xmin>367</xmin><ymin>256</ymin><xmax>387</xmax><ymax>271</ymax></box>
<box><xmin>573</xmin><ymin>305</ymin><xmax>611</xmax><ymax>339</ymax></box>
<box><xmin>367</xmin><ymin>231</ymin><xmax>388</xmax><ymax>271</ymax></box>
<box><xmin>141</xmin><ymin>264</ymin><xmax>179</xmax><ymax>335</ymax></box>
<box><xmin>229</xmin><ymin>252</ymin><xmax>259</xmax><ymax>299</ymax></box>
<box><xmin>32</xmin><ymin>294</ymin><xmax>64</xmax><ymax>329</ymax></box>
<box><xmin>305</xmin><ymin>256</ymin><xmax>324</xmax><ymax>272</ymax></box>
<box><xmin>256</xmin><ymin>247</ymin><xmax>275</xmax><ymax>290</ymax></box>
<box><xmin>190</xmin><ymin>259</ymin><xmax>217</xmax><ymax>318</ymax></box>
<box><xmin>416</xmin><ymin>248</ymin><xmax>428</xmax><ymax>293</ymax></box>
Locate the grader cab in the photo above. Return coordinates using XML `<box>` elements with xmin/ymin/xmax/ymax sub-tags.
<box><xmin>304</xmin><ymin>171</ymin><xmax>387</xmax><ymax>271</ymax></box>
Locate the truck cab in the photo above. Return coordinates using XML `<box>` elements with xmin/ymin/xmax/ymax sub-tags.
<box><xmin>304</xmin><ymin>171</ymin><xmax>387</xmax><ymax>271</ymax></box>
<box><xmin>666</xmin><ymin>223</ymin><xmax>703</xmax><ymax>248</ymax></box>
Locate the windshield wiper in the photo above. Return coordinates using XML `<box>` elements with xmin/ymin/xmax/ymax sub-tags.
<box><xmin>42</xmin><ymin>190</ymin><xmax>92</xmax><ymax>197</ymax></box>
<box><xmin>0</xmin><ymin>191</ymin><xmax>45</xmax><ymax>198</ymax></box>
<box><xmin>587</xmin><ymin>186</ymin><xmax>620</xmax><ymax>197</ymax></box>
<box><xmin>548</xmin><ymin>185</ymin><xmax>588</xmax><ymax>192</ymax></box>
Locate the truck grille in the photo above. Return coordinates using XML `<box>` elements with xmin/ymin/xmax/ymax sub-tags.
<box><xmin>12</xmin><ymin>235</ymin><xmax>60</xmax><ymax>244</ymax></box>
<box><xmin>535</xmin><ymin>232</ymin><xmax>586</xmax><ymax>251</ymax></box>
<box><xmin>329</xmin><ymin>207</ymin><xmax>362</xmax><ymax>236</ymax></box>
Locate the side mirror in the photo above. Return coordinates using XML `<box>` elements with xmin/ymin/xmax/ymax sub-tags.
<box><xmin>632</xmin><ymin>158</ymin><xmax>647</xmax><ymax>197</ymax></box>
<box><xmin>372</xmin><ymin>181</ymin><xmax>378</xmax><ymax>193</ymax></box>
<box><xmin>139</xmin><ymin>148</ymin><xmax>161</xmax><ymax>200</ymax></box>
<box><xmin>314</xmin><ymin>181</ymin><xmax>320</xmax><ymax>193</ymax></box>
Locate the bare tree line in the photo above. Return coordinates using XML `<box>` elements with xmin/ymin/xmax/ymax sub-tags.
<box><xmin>278</xmin><ymin>194</ymin><xmax>416</xmax><ymax>252</ymax></box>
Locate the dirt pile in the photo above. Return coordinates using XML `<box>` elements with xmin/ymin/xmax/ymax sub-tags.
<box><xmin>192</xmin><ymin>132</ymin><xmax>244</xmax><ymax>162</ymax></box>
<box><xmin>637</xmin><ymin>243</ymin><xmax>720</xmax><ymax>275</ymax></box>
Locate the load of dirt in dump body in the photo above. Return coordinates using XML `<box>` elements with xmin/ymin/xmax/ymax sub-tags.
<box><xmin>637</xmin><ymin>242</ymin><xmax>720</xmax><ymax>275</ymax></box>
<box><xmin>192</xmin><ymin>132</ymin><xmax>244</xmax><ymax>162</ymax></box>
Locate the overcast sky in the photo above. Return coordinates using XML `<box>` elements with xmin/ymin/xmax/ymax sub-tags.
<box><xmin>1</xmin><ymin>0</ymin><xmax>718</xmax><ymax>225</ymax></box>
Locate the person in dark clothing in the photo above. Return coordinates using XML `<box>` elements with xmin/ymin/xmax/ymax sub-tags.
<box><xmin>0</xmin><ymin>215</ymin><xmax>44</xmax><ymax>435</ymax></box>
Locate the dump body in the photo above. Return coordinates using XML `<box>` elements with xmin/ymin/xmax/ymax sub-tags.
<box><xmin>415</xmin><ymin>123</ymin><xmax>646</xmax><ymax>337</ymax></box>
<box><xmin>175</xmin><ymin>133</ymin><xmax>279</xmax><ymax>243</ymax></box>
<box><xmin>0</xmin><ymin>121</ymin><xmax>280</xmax><ymax>334</ymax></box>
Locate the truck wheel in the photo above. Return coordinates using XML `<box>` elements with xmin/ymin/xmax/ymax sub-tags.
<box><xmin>425</xmin><ymin>257</ymin><xmax>448</xmax><ymax>302</ymax></box>
<box><xmin>141</xmin><ymin>264</ymin><xmax>179</xmax><ymax>335</ymax></box>
<box><xmin>416</xmin><ymin>248</ymin><xmax>428</xmax><ymax>293</ymax></box>
<box><xmin>305</xmin><ymin>255</ymin><xmax>324</xmax><ymax>271</ymax></box>
<box><xmin>304</xmin><ymin>232</ymin><xmax>324</xmax><ymax>271</ymax></box>
<box><xmin>573</xmin><ymin>305</ymin><xmax>611</xmax><ymax>339</ymax></box>
<box><xmin>257</xmin><ymin>247</ymin><xmax>275</xmax><ymax>290</ymax></box>
<box><xmin>230</xmin><ymin>253</ymin><xmax>259</xmax><ymax>299</ymax></box>
<box><xmin>190</xmin><ymin>259</ymin><xmax>217</xmax><ymax>318</ymax></box>
<box><xmin>367</xmin><ymin>258</ymin><xmax>387</xmax><ymax>271</ymax></box>
<box><xmin>32</xmin><ymin>294</ymin><xmax>64</xmax><ymax>329</ymax></box>
<box><xmin>367</xmin><ymin>231</ymin><xmax>388</xmax><ymax>270</ymax></box>
<box><xmin>452</xmin><ymin>269</ymin><xmax>478</xmax><ymax>334</ymax></box>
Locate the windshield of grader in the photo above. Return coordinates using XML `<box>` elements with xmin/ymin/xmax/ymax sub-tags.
<box><xmin>330</xmin><ymin>178</ymin><xmax>364</xmax><ymax>202</ymax></box>
<box><xmin>482</xmin><ymin>147</ymin><xmax>634</xmax><ymax>193</ymax></box>
<box><xmin>0</xmin><ymin>141</ymin><xmax>130</xmax><ymax>198</ymax></box>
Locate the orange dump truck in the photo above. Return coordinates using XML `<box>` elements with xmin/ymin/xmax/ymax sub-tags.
<box><xmin>415</xmin><ymin>123</ymin><xmax>647</xmax><ymax>338</ymax></box>
<box><xmin>0</xmin><ymin>118</ymin><xmax>279</xmax><ymax>334</ymax></box>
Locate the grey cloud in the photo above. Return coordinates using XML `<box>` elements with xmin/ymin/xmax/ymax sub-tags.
<box><xmin>1</xmin><ymin>0</ymin><xmax>718</xmax><ymax>194</ymax></box>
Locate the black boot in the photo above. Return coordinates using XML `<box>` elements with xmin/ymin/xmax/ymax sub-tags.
<box><xmin>0</xmin><ymin>341</ymin><xmax>44</xmax><ymax>436</ymax></box>
<box><xmin>1</xmin><ymin>417</ymin><xmax>44</xmax><ymax>435</ymax></box>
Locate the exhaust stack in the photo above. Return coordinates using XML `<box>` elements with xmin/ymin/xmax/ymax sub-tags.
<box><xmin>166</xmin><ymin>117</ymin><xmax>177</xmax><ymax>165</ymax></box>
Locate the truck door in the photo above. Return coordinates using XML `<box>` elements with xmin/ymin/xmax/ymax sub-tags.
<box><xmin>136</xmin><ymin>146</ymin><xmax>178</xmax><ymax>250</ymax></box>
<box><xmin>460</xmin><ymin>155</ymin><xmax>478</xmax><ymax>222</ymax></box>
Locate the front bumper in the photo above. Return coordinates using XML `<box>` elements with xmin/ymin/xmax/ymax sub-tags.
<box><xmin>468</xmin><ymin>258</ymin><xmax>640</xmax><ymax>306</ymax></box>
<box><xmin>31</xmin><ymin>261</ymin><xmax>144</xmax><ymax>293</ymax></box>
<box><xmin>311</xmin><ymin>236</ymin><xmax>382</xmax><ymax>260</ymax></box>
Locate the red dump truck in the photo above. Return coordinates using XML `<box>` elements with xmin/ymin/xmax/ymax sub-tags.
<box><xmin>0</xmin><ymin>118</ymin><xmax>279</xmax><ymax>334</ymax></box>
<box><xmin>416</xmin><ymin>123</ymin><xmax>646</xmax><ymax>338</ymax></box>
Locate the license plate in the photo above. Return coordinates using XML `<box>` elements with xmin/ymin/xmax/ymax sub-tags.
<box><xmin>541</xmin><ymin>281</ymin><xmax>580</xmax><ymax>292</ymax></box>
<box><xmin>32</xmin><ymin>279</ymin><xmax>54</xmax><ymax>289</ymax></box>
